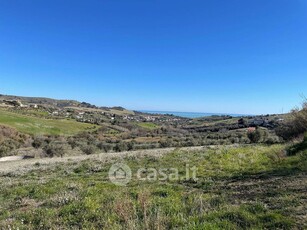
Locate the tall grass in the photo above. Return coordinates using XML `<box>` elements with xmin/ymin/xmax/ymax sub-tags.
<box><xmin>0</xmin><ymin>144</ymin><xmax>306</xmax><ymax>229</ymax></box>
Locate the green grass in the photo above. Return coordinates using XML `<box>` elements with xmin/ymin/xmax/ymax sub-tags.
<box><xmin>0</xmin><ymin>109</ymin><xmax>97</xmax><ymax>136</ymax></box>
<box><xmin>137</xmin><ymin>122</ymin><xmax>160</xmax><ymax>130</ymax></box>
<box><xmin>0</xmin><ymin>144</ymin><xmax>306</xmax><ymax>229</ymax></box>
<box><xmin>13</xmin><ymin>109</ymin><xmax>50</xmax><ymax>118</ymax></box>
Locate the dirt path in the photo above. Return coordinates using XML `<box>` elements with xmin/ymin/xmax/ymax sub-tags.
<box><xmin>0</xmin><ymin>156</ymin><xmax>26</xmax><ymax>162</ymax></box>
<box><xmin>0</xmin><ymin>146</ymin><xmax>207</xmax><ymax>175</ymax></box>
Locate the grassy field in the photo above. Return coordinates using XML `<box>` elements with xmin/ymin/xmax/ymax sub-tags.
<box><xmin>0</xmin><ymin>144</ymin><xmax>306</xmax><ymax>229</ymax></box>
<box><xmin>65</xmin><ymin>106</ymin><xmax>135</xmax><ymax>116</ymax></box>
<box><xmin>0</xmin><ymin>109</ymin><xmax>97</xmax><ymax>136</ymax></box>
<box><xmin>137</xmin><ymin>122</ymin><xmax>160</xmax><ymax>130</ymax></box>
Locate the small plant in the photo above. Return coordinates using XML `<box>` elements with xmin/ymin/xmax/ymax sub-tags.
<box><xmin>80</xmin><ymin>145</ymin><xmax>96</xmax><ymax>155</ymax></box>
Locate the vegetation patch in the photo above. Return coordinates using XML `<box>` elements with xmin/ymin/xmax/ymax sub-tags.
<box><xmin>137</xmin><ymin>122</ymin><xmax>160</xmax><ymax>130</ymax></box>
<box><xmin>0</xmin><ymin>109</ymin><xmax>97</xmax><ymax>136</ymax></box>
<box><xmin>0</xmin><ymin>145</ymin><xmax>306</xmax><ymax>229</ymax></box>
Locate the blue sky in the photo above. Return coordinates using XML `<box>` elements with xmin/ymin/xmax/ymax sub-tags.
<box><xmin>0</xmin><ymin>0</ymin><xmax>307</xmax><ymax>114</ymax></box>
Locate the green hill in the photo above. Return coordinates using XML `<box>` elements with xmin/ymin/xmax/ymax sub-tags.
<box><xmin>0</xmin><ymin>109</ymin><xmax>96</xmax><ymax>136</ymax></box>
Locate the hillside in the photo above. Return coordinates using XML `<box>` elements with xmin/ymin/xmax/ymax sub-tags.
<box><xmin>0</xmin><ymin>144</ymin><xmax>306</xmax><ymax>229</ymax></box>
<box><xmin>0</xmin><ymin>109</ymin><xmax>97</xmax><ymax>136</ymax></box>
<box><xmin>0</xmin><ymin>94</ymin><xmax>286</xmax><ymax>159</ymax></box>
<box><xmin>0</xmin><ymin>95</ymin><xmax>306</xmax><ymax>229</ymax></box>
<box><xmin>0</xmin><ymin>94</ymin><xmax>134</xmax><ymax>114</ymax></box>
<box><xmin>0</xmin><ymin>94</ymin><xmax>79</xmax><ymax>108</ymax></box>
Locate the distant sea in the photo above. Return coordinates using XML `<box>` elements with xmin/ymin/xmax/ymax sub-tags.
<box><xmin>140</xmin><ymin>111</ymin><xmax>249</xmax><ymax>119</ymax></box>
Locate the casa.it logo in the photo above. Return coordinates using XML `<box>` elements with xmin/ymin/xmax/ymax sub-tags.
<box><xmin>108</xmin><ymin>163</ymin><xmax>132</xmax><ymax>186</ymax></box>
<box><xmin>108</xmin><ymin>163</ymin><xmax>198</xmax><ymax>186</ymax></box>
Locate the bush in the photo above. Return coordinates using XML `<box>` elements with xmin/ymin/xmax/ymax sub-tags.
<box><xmin>247</xmin><ymin>129</ymin><xmax>262</xmax><ymax>143</ymax></box>
<box><xmin>159</xmin><ymin>140</ymin><xmax>171</xmax><ymax>148</ymax></box>
<box><xmin>80</xmin><ymin>145</ymin><xmax>96</xmax><ymax>155</ymax></box>
<box><xmin>67</xmin><ymin>137</ymin><xmax>78</xmax><ymax>149</ymax></box>
<box><xmin>43</xmin><ymin>142</ymin><xmax>64</xmax><ymax>157</ymax></box>
<box><xmin>0</xmin><ymin>139</ymin><xmax>20</xmax><ymax>157</ymax></box>
<box><xmin>97</xmin><ymin>142</ymin><xmax>113</xmax><ymax>152</ymax></box>
<box><xmin>277</xmin><ymin>103</ymin><xmax>307</xmax><ymax>140</ymax></box>
<box><xmin>127</xmin><ymin>141</ymin><xmax>135</xmax><ymax>151</ymax></box>
<box><xmin>265</xmin><ymin>136</ymin><xmax>281</xmax><ymax>145</ymax></box>
<box><xmin>32</xmin><ymin>136</ymin><xmax>45</xmax><ymax>149</ymax></box>
<box><xmin>287</xmin><ymin>136</ymin><xmax>307</xmax><ymax>156</ymax></box>
<box><xmin>114</xmin><ymin>142</ymin><xmax>128</xmax><ymax>152</ymax></box>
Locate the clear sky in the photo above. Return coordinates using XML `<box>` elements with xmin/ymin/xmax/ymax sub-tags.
<box><xmin>0</xmin><ymin>0</ymin><xmax>307</xmax><ymax>115</ymax></box>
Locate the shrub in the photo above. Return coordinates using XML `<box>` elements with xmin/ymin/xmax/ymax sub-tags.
<box><xmin>0</xmin><ymin>139</ymin><xmax>20</xmax><ymax>157</ymax></box>
<box><xmin>265</xmin><ymin>136</ymin><xmax>281</xmax><ymax>145</ymax></box>
<box><xmin>159</xmin><ymin>140</ymin><xmax>170</xmax><ymax>148</ymax></box>
<box><xmin>114</xmin><ymin>142</ymin><xmax>128</xmax><ymax>152</ymax></box>
<box><xmin>97</xmin><ymin>142</ymin><xmax>113</xmax><ymax>152</ymax></box>
<box><xmin>247</xmin><ymin>129</ymin><xmax>262</xmax><ymax>143</ymax></box>
<box><xmin>67</xmin><ymin>137</ymin><xmax>78</xmax><ymax>149</ymax></box>
<box><xmin>80</xmin><ymin>145</ymin><xmax>96</xmax><ymax>155</ymax></box>
<box><xmin>32</xmin><ymin>136</ymin><xmax>45</xmax><ymax>149</ymax></box>
<box><xmin>276</xmin><ymin>102</ymin><xmax>307</xmax><ymax>140</ymax></box>
<box><xmin>287</xmin><ymin>136</ymin><xmax>307</xmax><ymax>156</ymax></box>
<box><xmin>43</xmin><ymin>142</ymin><xmax>64</xmax><ymax>157</ymax></box>
<box><xmin>127</xmin><ymin>141</ymin><xmax>135</xmax><ymax>151</ymax></box>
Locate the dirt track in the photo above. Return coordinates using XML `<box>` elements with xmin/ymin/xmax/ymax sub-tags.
<box><xmin>0</xmin><ymin>146</ymin><xmax>207</xmax><ymax>174</ymax></box>
<box><xmin>0</xmin><ymin>156</ymin><xmax>25</xmax><ymax>162</ymax></box>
